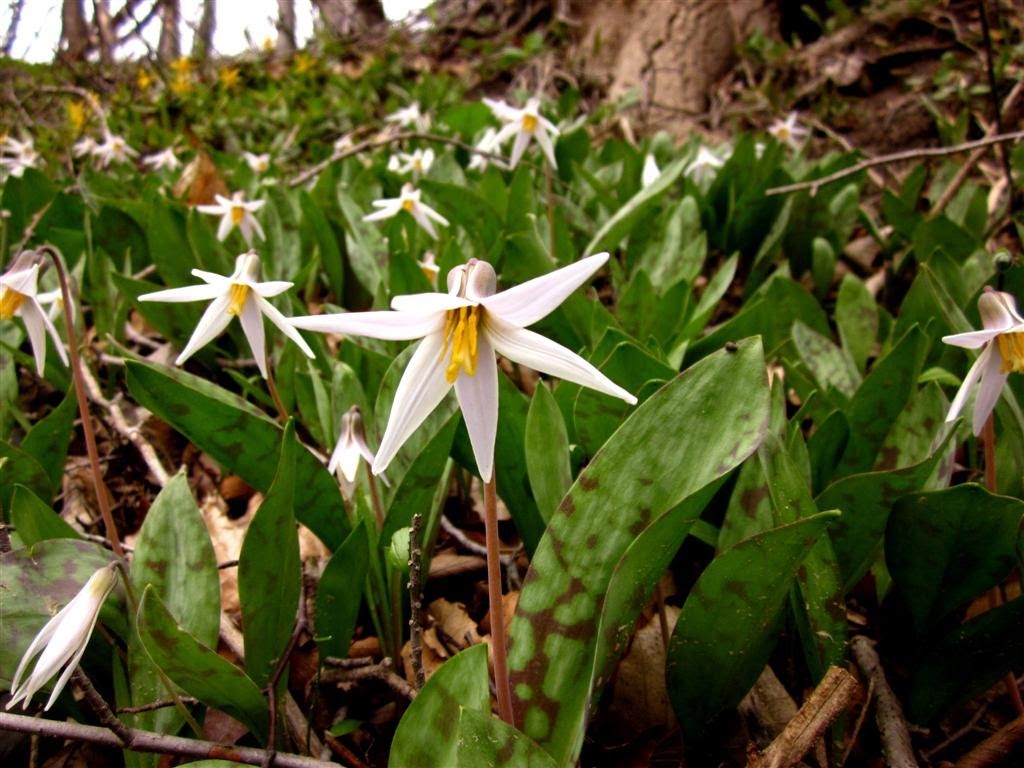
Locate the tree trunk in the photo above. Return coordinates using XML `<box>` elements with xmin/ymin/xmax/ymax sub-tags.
<box><xmin>192</xmin><ymin>0</ymin><xmax>216</xmax><ymax>63</ymax></box>
<box><xmin>313</xmin><ymin>0</ymin><xmax>386</xmax><ymax>38</ymax></box>
<box><xmin>276</xmin><ymin>0</ymin><xmax>297</xmax><ymax>57</ymax></box>
<box><xmin>158</xmin><ymin>0</ymin><xmax>181</xmax><ymax>62</ymax></box>
<box><xmin>2</xmin><ymin>0</ymin><xmax>26</xmax><ymax>57</ymax></box>
<box><xmin>61</xmin><ymin>0</ymin><xmax>90</xmax><ymax>61</ymax></box>
<box><xmin>92</xmin><ymin>0</ymin><xmax>115</xmax><ymax>65</ymax></box>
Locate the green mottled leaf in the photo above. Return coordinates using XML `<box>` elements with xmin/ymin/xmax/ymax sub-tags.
<box><xmin>136</xmin><ymin>586</ymin><xmax>267</xmax><ymax>740</ymax></box>
<box><xmin>525</xmin><ymin>384</ymin><xmax>572</xmax><ymax>523</ymax></box>
<box><xmin>456</xmin><ymin>708</ymin><xmax>559</xmax><ymax>768</ymax></box>
<box><xmin>792</xmin><ymin>320</ymin><xmax>860</xmax><ymax>400</ymax></box>
<box><xmin>147</xmin><ymin>199</ymin><xmax>195</xmax><ymax>287</ymax></box>
<box><xmin>666</xmin><ymin>513</ymin><xmax>836</xmax><ymax>744</ymax></box>
<box><xmin>0</xmin><ymin>439</ymin><xmax>51</xmax><ymax>511</ymax></box>
<box><xmin>20</xmin><ymin>386</ymin><xmax>76</xmax><ymax>494</ymax></box>
<box><xmin>125</xmin><ymin>359</ymin><xmax>346</xmax><ymax>548</ymax></box>
<box><xmin>239</xmin><ymin>423</ymin><xmax>301</xmax><ymax>687</ymax></box>
<box><xmin>509</xmin><ymin>338</ymin><xmax>769</xmax><ymax>766</ymax></box>
<box><xmin>835</xmin><ymin>274</ymin><xmax>878</xmax><ymax>373</ymax></box>
<box><xmin>336</xmin><ymin>186</ymin><xmax>384</xmax><ymax>295</ymax></box>
<box><xmin>9</xmin><ymin>485</ymin><xmax>80</xmax><ymax>546</ymax></box>
<box><xmin>874</xmin><ymin>381</ymin><xmax>952</xmax><ymax>475</ymax></box>
<box><xmin>389</xmin><ymin>644</ymin><xmax>490</xmax><ymax>768</ymax></box>
<box><xmin>887</xmin><ymin>485</ymin><xmax>1024</xmax><ymax>633</ymax></box>
<box><xmin>315</xmin><ymin>522</ymin><xmax>370</xmax><ymax>661</ymax></box>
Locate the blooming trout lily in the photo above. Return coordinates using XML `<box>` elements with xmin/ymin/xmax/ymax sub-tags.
<box><xmin>768</xmin><ymin>112</ymin><xmax>809</xmax><ymax>150</ymax></box>
<box><xmin>686</xmin><ymin>146</ymin><xmax>725</xmax><ymax>184</ymax></box>
<box><xmin>93</xmin><ymin>132</ymin><xmax>139</xmax><ymax>167</ymax></box>
<box><xmin>484</xmin><ymin>96</ymin><xmax>559</xmax><ymax>169</ymax></box>
<box><xmin>387</xmin><ymin>148</ymin><xmax>434</xmax><ymax>178</ymax></box>
<box><xmin>943</xmin><ymin>288</ymin><xmax>1024</xmax><ymax>435</ymax></box>
<box><xmin>0</xmin><ymin>136</ymin><xmax>40</xmax><ymax>178</ymax></box>
<box><xmin>0</xmin><ymin>254</ymin><xmax>69</xmax><ymax>375</ymax></box>
<box><xmin>142</xmin><ymin>147</ymin><xmax>181</xmax><ymax>172</ymax></box>
<box><xmin>290</xmin><ymin>253</ymin><xmax>636</xmax><ymax>482</ymax></box>
<box><xmin>197</xmin><ymin>191</ymin><xmax>266</xmax><ymax>245</ymax></box>
<box><xmin>244</xmin><ymin>151</ymin><xmax>270</xmax><ymax>174</ymax></box>
<box><xmin>138</xmin><ymin>251</ymin><xmax>314</xmax><ymax>378</ymax></box>
<box><xmin>363</xmin><ymin>183</ymin><xmax>448</xmax><ymax>238</ymax></box>
<box><xmin>385</xmin><ymin>102</ymin><xmax>429</xmax><ymax>131</ymax></box>
<box><xmin>7</xmin><ymin>564</ymin><xmax>118</xmax><ymax>711</ymax></box>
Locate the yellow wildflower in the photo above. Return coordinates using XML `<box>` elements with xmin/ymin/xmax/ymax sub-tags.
<box><xmin>67</xmin><ymin>101</ymin><xmax>87</xmax><ymax>134</ymax></box>
<box><xmin>219</xmin><ymin>67</ymin><xmax>240</xmax><ymax>90</ymax></box>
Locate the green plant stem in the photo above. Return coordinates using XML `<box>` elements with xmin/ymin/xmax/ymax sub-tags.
<box><xmin>366</xmin><ymin>463</ymin><xmax>385</xmax><ymax>532</ymax></box>
<box><xmin>484</xmin><ymin>475</ymin><xmax>514</xmax><ymax>726</ymax></box>
<box><xmin>265</xmin><ymin>365</ymin><xmax>289</xmax><ymax>424</ymax></box>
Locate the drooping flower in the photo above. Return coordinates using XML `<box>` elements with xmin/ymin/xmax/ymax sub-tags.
<box><xmin>943</xmin><ymin>288</ymin><xmax>1024</xmax><ymax>435</ymax></box>
<box><xmin>641</xmin><ymin>154</ymin><xmax>661</xmax><ymax>188</ymax></box>
<box><xmin>484</xmin><ymin>96</ymin><xmax>559</xmax><ymax>169</ymax></box>
<box><xmin>196</xmin><ymin>191</ymin><xmax>266</xmax><ymax>245</ymax></box>
<box><xmin>142</xmin><ymin>147</ymin><xmax>181</xmax><ymax>172</ymax></box>
<box><xmin>329</xmin><ymin>405</ymin><xmax>380</xmax><ymax>483</ymax></box>
<box><xmin>290</xmin><ymin>253</ymin><xmax>636</xmax><ymax>482</ymax></box>
<box><xmin>387</xmin><ymin>148</ymin><xmax>434</xmax><ymax>178</ymax></box>
<box><xmin>467</xmin><ymin>127</ymin><xmax>506</xmax><ymax>172</ymax></box>
<box><xmin>1</xmin><ymin>136</ymin><xmax>40</xmax><ymax>178</ymax></box>
<box><xmin>243</xmin><ymin>151</ymin><xmax>271</xmax><ymax>174</ymax></box>
<box><xmin>685</xmin><ymin>146</ymin><xmax>725</xmax><ymax>184</ymax></box>
<box><xmin>363</xmin><ymin>183</ymin><xmax>448</xmax><ymax>239</ymax></box>
<box><xmin>0</xmin><ymin>254</ymin><xmax>69</xmax><ymax>375</ymax></box>
<box><xmin>138</xmin><ymin>251</ymin><xmax>314</xmax><ymax>378</ymax></box>
<box><xmin>7</xmin><ymin>563</ymin><xmax>118</xmax><ymax>712</ymax></box>
<box><xmin>92</xmin><ymin>132</ymin><xmax>139</xmax><ymax>168</ymax></box>
<box><xmin>418</xmin><ymin>251</ymin><xmax>440</xmax><ymax>288</ymax></box>
<box><xmin>384</xmin><ymin>102</ymin><xmax>429</xmax><ymax>131</ymax></box>
<box><xmin>768</xmin><ymin>112</ymin><xmax>809</xmax><ymax>150</ymax></box>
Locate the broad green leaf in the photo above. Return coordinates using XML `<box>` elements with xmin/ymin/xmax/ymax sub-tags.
<box><xmin>525</xmin><ymin>384</ymin><xmax>572</xmax><ymax>523</ymax></box>
<box><xmin>147</xmin><ymin>199</ymin><xmax>195</xmax><ymax>287</ymax></box>
<box><xmin>20</xmin><ymin>386</ymin><xmax>76</xmax><ymax>494</ymax></box>
<box><xmin>0</xmin><ymin>439</ymin><xmax>51</xmax><ymax>511</ymax></box>
<box><xmin>9</xmin><ymin>485</ymin><xmax>80</xmax><ymax>546</ymax></box>
<box><xmin>420</xmin><ymin>179</ymin><xmax>502</xmax><ymax>252</ymax></box>
<box><xmin>835</xmin><ymin>274</ymin><xmax>878</xmax><ymax>373</ymax></box>
<box><xmin>136</xmin><ymin>586</ymin><xmax>267</xmax><ymax>741</ymax></box>
<box><xmin>300</xmin><ymin>190</ymin><xmax>344</xmax><ymax>300</ymax></box>
<box><xmin>125</xmin><ymin>360</ymin><xmax>346</xmax><ymax>548</ymax></box>
<box><xmin>887</xmin><ymin>485</ymin><xmax>1024</xmax><ymax>633</ymax></box>
<box><xmin>509</xmin><ymin>338</ymin><xmax>769</xmax><ymax>766</ymax></box>
<box><xmin>666</xmin><ymin>513</ymin><xmax>836</xmax><ymax>745</ymax></box>
<box><xmin>873</xmin><ymin>381</ymin><xmax>953</xmax><ymax>476</ymax></box>
<box><xmin>315</xmin><ymin>522</ymin><xmax>370</xmax><ymax>661</ymax></box>
<box><xmin>336</xmin><ymin>186</ymin><xmax>384</xmax><ymax>295</ymax></box>
<box><xmin>633</xmin><ymin>196</ymin><xmax>705</xmax><ymax>289</ymax></box>
<box><xmin>680</xmin><ymin>252</ymin><xmax>739</xmax><ymax>340</ymax></box>
<box><xmin>792</xmin><ymin>320</ymin><xmax>860</xmax><ymax>400</ymax></box>
<box><xmin>456</xmin><ymin>708</ymin><xmax>559</xmax><ymax>768</ymax></box>
<box><xmin>239</xmin><ymin>423</ymin><xmax>302</xmax><ymax>687</ymax></box>
<box><xmin>389</xmin><ymin>644</ymin><xmax>490</xmax><ymax>768</ymax></box>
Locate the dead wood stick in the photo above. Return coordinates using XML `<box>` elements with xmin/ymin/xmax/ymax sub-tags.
<box><xmin>850</xmin><ymin>635</ymin><xmax>919</xmax><ymax>768</ymax></box>
<box><xmin>954</xmin><ymin>713</ymin><xmax>1024</xmax><ymax>768</ymax></box>
<box><xmin>749</xmin><ymin>665</ymin><xmax>861</xmax><ymax>768</ymax></box>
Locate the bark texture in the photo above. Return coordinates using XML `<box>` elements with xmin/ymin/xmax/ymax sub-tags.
<box><xmin>158</xmin><ymin>0</ymin><xmax>181</xmax><ymax>63</ymax></box>
<box><xmin>277</xmin><ymin>0</ymin><xmax>297</xmax><ymax>57</ymax></box>
<box><xmin>313</xmin><ymin>0</ymin><xmax>386</xmax><ymax>37</ymax></box>
<box><xmin>61</xmin><ymin>0</ymin><xmax>91</xmax><ymax>61</ymax></box>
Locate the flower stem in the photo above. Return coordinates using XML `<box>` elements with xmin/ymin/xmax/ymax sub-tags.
<box><xmin>484</xmin><ymin>475</ymin><xmax>514</xmax><ymax>726</ymax></box>
<box><xmin>545</xmin><ymin>162</ymin><xmax>557</xmax><ymax>260</ymax></box>
<box><xmin>366</xmin><ymin>464</ymin><xmax>386</xmax><ymax>532</ymax></box>
<box><xmin>265</xmin><ymin>364</ymin><xmax>289</xmax><ymax>424</ymax></box>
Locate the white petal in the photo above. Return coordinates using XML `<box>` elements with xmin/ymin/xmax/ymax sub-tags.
<box><xmin>454</xmin><ymin>337</ymin><xmax>499</xmax><ymax>483</ymax></box>
<box><xmin>335</xmin><ymin>441</ymin><xmax>362</xmax><ymax>483</ymax></box>
<box><xmin>972</xmin><ymin>344</ymin><xmax>1008</xmax><ymax>436</ymax></box>
<box><xmin>239</xmin><ymin>296</ymin><xmax>268</xmax><ymax>378</ymax></box>
<box><xmin>363</xmin><ymin>206</ymin><xmax>400</xmax><ymax>222</ymax></box>
<box><xmin>534</xmin><ymin>127</ymin><xmax>558</xmax><ymax>169</ymax></box>
<box><xmin>251</xmin><ymin>280</ymin><xmax>293</xmax><ymax>297</ymax></box>
<box><xmin>254</xmin><ymin>294</ymin><xmax>315</xmax><ymax>359</ymax></box>
<box><xmin>479</xmin><ymin>252</ymin><xmax>609</xmax><ymax>327</ymax></box>
<box><xmin>290</xmin><ymin>310</ymin><xmax>442</xmax><ymax>340</ymax></box>
<box><xmin>419</xmin><ymin>202</ymin><xmax>449</xmax><ymax>226</ymax></box>
<box><xmin>372</xmin><ymin>333</ymin><xmax>453</xmax><ymax>475</ymax></box>
<box><xmin>248</xmin><ymin>214</ymin><xmax>265</xmax><ymax>242</ymax></box>
<box><xmin>35</xmin><ymin>301</ymin><xmax>69</xmax><ymax>366</ymax></box>
<box><xmin>19</xmin><ymin>301</ymin><xmax>50</xmax><ymax>375</ymax></box>
<box><xmin>191</xmin><ymin>269</ymin><xmax>231</xmax><ymax>285</ymax></box>
<box><xmin>391</xmin><ymin>293</ymin><xmax>472</xmax><ymax>313</ymax></box>
<box><xmin>493</xmin><ymin>122</ymin><xmax>520</xmax><ymax>147</ymax></box>
<box><xmin>508</xmin><ymin>130</ymin><xmax>531</xmax><ymax>170</ymax></box>
<box><xmin>942</xmin><ymin>328</ymin><xmax>1003</xmax><ymax>350</ymax></box>
<box><xmin>216</xmin><ymin>214</ymin><xmax>234</xmax><ymax>242</ymax></box>
<box><xmin>411</xmin><ymin>207</ymin><xmax>439</xmax><ymax>239</ymax></box>
<box><xmin>196</xmin><ymin>203</ymin><xmax>226</xmax><ymax>215</ymax></box>
<box><xmin>138</xmin><ymin>283</ymin><xmax>224</xmax><ymax>303</ymax></box>
<box><xmin>946</xmin><ymin>345</ymin><xmax>989</xmax><ymax>424</ymax></box>
<box><xmin>486</xmin><ymin>317</ymin><xmax>636</xmax><ymax>404</ymax></box>
<box><xmin>176</xmin><ymin>295</ymin><xmax>233</xmax><ymax>364</ymax></box>
<box><xmin>1</xmin><ymin>264</ymin><xmax>40</xmax><ymax>296</ymax></box>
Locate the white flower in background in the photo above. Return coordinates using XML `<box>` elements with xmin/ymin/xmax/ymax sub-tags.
<box><xmin>142</xmin><ymin>147</ymin><xmax>181</xmax><ymax>172</ymax></box>
<box><xmin>363</xmin><ymin>183</ymin><xmax>448</xmax><ymax>239</ymax></box>
<box><xmin>484</xmin><ymin>96</ymin><xmax>559</xmax><ymax>169</ymax></box>
<box><xmin>943</xmin><ymin>289</ymin><xmax>1024</xmax><ymax>435</ymax></box>
<box><xmin>0</xmin><ymin>136</ymin><xmax>40</xmax><ymax>178</ymax></box>
<box><xmin>418</xmin><ymin>251</ymin><xmax>440</xmax><ymax>288</ymax></box>
<box><xmin>92</xmin><ymin>132</ymin><xmax>139</xmax><ymax>167</ymax></box>
<box><xmin>641</xmin><ymin>154</ymin><xmax>661</xmax><ymax>188</ymax></box>
<box><xmin>7</xmin><ymin>564</ymin><xmax>118</xmax><ymax>712</ymax></box>
<box><xmin>467</xmin><ymin>127</ymin><xmax>506</xmax><ymax>172</ymax></box>
<box><xmin>290</xmin><ymin>253</ymin><xmax>636</xmax><ymax>482</ymax></box>
<box><xmin>384</xmin><ymin>102</ymin><xmax>429</xmax><ymax>131</ymax></box>
<box><xmin>768</xmin><ymin>112</ymin><xmax>809</xmax><ymax>150</ymax></box>
<box><xmin>138</xmin><ymin>251</ymin><xmax>314</xmax><ymax>379</ymax></box>
<box><xmin>387</xmin><ymin>148</ymin><xmax>434</xmax><ymax>178</ymax></box>
<box><xmin>197</xmin><ymin>191</ymin><xmax>266</xmax><ymax>246</ymax></box>
<box><xmin>333</xmin><ymin>134</ymin><xmax>355</xmax><ymax>154</ymax></box>
<box><xmin>243</xmin><ymin>151</ymin><xmax>271</xmax><ymax>174</ymax></box>
<box><xmin>73</xmin><ymin>136</ymin><xmax>97</xmax><ymax>158</ymax></box>
<box><xmin>329</xmin><ymin>405</ymin><xmax>381</xmax><ymax>483</ymax></box>
<box><xmin>0</xmin><ymin>255</ymin><xmax>69</xmax><ymax>375</ymax></box>
<box><xmin>685</xmin><ymin>146</ymin><xmax>725</xmax><ymax>184</ymax></box>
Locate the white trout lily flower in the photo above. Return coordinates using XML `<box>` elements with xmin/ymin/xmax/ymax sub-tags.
<box><xmin>1</xmin><ymin>136</ymin><xmax>40</xmax><ymax>178</ymax></box>
<box><xmin>943</xmin><ymin>289</ymin><xmax>1024</xmax><ymax>435</ymax></box>
<box><xmin>7</xmin><ymin>564</ymin><xmax>118</xmax><ymax>711</ymax></box>
<box><xmin>290</xmin><ymin>253</ymin><xmax>636</xmax><ymax>482</ymax></box>
<box><xmin>641</xmin><ymin>154</ymin><xmax>661</xmax><ymax>188</ymax></box>
<box><xmin>138</xmin><ymin>251</ymin><xmax>314</xmax><ymax>378</ymax></box>
<box><xmin>73</xmin><ymin>136</ymin><xmax>97</xmax><ymax>158</ymax></box>
<box><xmin>385</xmin><ymin>102</ymin><xmax>429</xmax><ymax>131</ymax></box>
<box><xmin>686</xmin><ymin>146</ymin><xmax>725</xmax><ymax>184</ymax></box>
<box><xmin>363</xmin><ymin>183</ymin><xmax>448</xmax><ymax>239</ymax></box>
<box><xmin>484</xmin><ymin>96</ymin><xmax>560</xmax><ymax>170</ymax></box>
<box><xmin>387</xmin><ymin>148</ymin><xmax>434</xmax><ymax>178</ymax></box>
<box><xmin>418</xmin><ymin>251</ymin><xmax>440</xmax><ymax>288</ymax></box>
<box><xmin>768</xmin><ymin>112</ymin><xmax>809</xmax><ymax>150</ymax></box>
<box><xmin>197</xmin><ymin>191</ymin><xmax>266</xmax><ymax>246</ymax></box>
<box><xmin>93</xmin><ymin>132</ymin><xmax>139</xmax><ymax>167</ymax></box>
<box><xmin>467</xmin><ymin>127</ymin><xmax>506</xmax><ymax>172</ymax></box>
<box><xmin>243</xmin><ymin>151</ymin><xmax>270</xmax><ymax>173</ymax></box>
<box><xmin>329</xmin><ymin>405</ymin><xmax>381</xmax><ymax>483</ymax></box>
<box><xmin>142</xmin><ymin>147</ymin><xmax>181</xmax><ymax>172</ymax></box>
<box><xmin>0</xmin><ymin>257</ymin><xmax>69</xmax><ymax>375</ymax></box>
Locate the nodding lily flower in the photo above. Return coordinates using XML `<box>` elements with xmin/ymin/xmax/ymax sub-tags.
<box><xmin>768</xmin><ymin>112</ymin><xmax>809</xmax><ymax>150</ymax></box>
<box><xmin>418</xmin><ymin>251</ymin><xmax>440</xmax><ymax>288</ymax></box>
<box><xmin>641</xmin><ymin>154</ymin><xmax>661</xmax><ymax>188</ymax></box>
<box><xmin>329</xmin><ymin>405</ymin><xmax>385</xmax><ymax>486</ymax></box>
<box><xmin>943</xmin><ymin>288</ymin><xmax>1024</xmax><ymax>435</ymax></box>
<box><xmin>484</xmin><ymin>96</ymin><xmax>559</xmax><ymax>169</ymax></box>
<box><xmin>467</xmin><ymin>127</ymin><xmax>506</xmax><ymax>172</ymax></box>
<box><xmin>197</xmin><ymin>191</ymin><xmax>266</xmax><ymax>246</ymax></box>
<box><xmin>384</xmin><ymin>102</ymin><xmax>429</xmax><ymax>131</ymax></box>
<box><xmin>7</xmin><ymin>564</ymin><xmax>118</xmax><ymax>712</ymax></box>
<box><xmin>686</xmin><ymin>146</ymin><xmax>725</xmax><ymax>184</ymax></box>
<box><xmin>0</xmin><ymin>254</ymin><xmax>69</xmax><ymax>375</ymax></box>
<box><xmin>387</xmin><ymin>148</ymin><xmax>434</xmax><ymax>178</ymax></box>
<box><xmin>142</xmin><ymin>147</ymin><xmax>181</xmax><ymax>172</ymax></box>
<box><xmin>243</xmin><ymin>151</ymin><xmax>270</xmax><ymax>174</ymax></box>
<box><xmin>138</xmin><ymin>251</ymin><xmax>314</xmax><ymax>379</ymax></box>
<box><xmin>93</xmin><ymin>132</ymin><xmax>139</xmax><ymax>168</ymax></box>
<box><xmin>290</xmin><ymin>253</ymin><xmax>637</xmax><ymax>482</ymax></box>
<box><xmin>363</xmin><ymin>183</ymin><xmax>448</xmax><ymax>239</ymax></box>
<box><xmin>1</xmin><ymin>136</ymin><xmax>40</xmax><ymax>178</ymax></box>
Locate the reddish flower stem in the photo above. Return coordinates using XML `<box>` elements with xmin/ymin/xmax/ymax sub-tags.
<box><xmin>484</xmin><ymin>475</ymin><xmax>514</xmax><ymax>726</ymax></box>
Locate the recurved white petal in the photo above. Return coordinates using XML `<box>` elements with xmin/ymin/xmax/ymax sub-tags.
<box><xmin>972</xmin><ymin>343</ymin><xmax>1007</xmax><ymax>435</ymax></box>
<box><xmin>289</xmin><ymin>309</ymin><xmax>442</xmax><ymax>340</ymax></box>
<box><xmin>251</xmin><ymin>280</ymin><xmax>293</xmax><ymax>297</ymax></box>
<box><xmin>176</xmin><ymin>295</ymin><xmax>233</xmax><ymax>364</ymax></box>
<box><xmin>946</xmin><ymin>345</ymin><xmax>988</xmax><ymax>425</ymax></box>
<box><xmin>363</xmin><ymin>204</ymin><xmax>401</xmax><ymax>222</ymax></box>
<box><xmin>191</xmin><ymin>269</ymin><xmax>231</xmax><ymax>285</ymax></box>
<box><xmin>20</xmin><ymin>301</ymin><xmax>51</xmax><ymax>375</ymax></box>
<box><xmin>391</xmin><ymin>293</ymin><xmax>471</xmax><ymax>313</ymax></box>
<box><xmin>216</xmin><ymin>214</ymin><xmax>234</xmax><ymax>242</ymax></box>
<box><xmin>254</xmin><ymin>294</ymin><xmax>315</xmax><ymax>358</ymax></box>
<box><xmin>534</xmin><ymin>126</ymin><xmax>558</xmax><ymax>169</ymax></box>
<box><xmin>942</xmin><ymin>328</ymin><xmax>1002</xmax><ymax>350</ymax></box>
<box><xmin>332</xmin><ymin>439</ymin><xmax>362</xmax><ymax>482</ymax></box>
<box><xmin>239</xmin><ymin>295</ymin><xmax>268</xmax><ymax>378</ymax></box>
<box><xmin>1</xmin><ymin>265</ymin><xmax>40</xmax><ymax>296</ymax></box>
<box><xmin>454</xmin><ymin>337</ymin><xmax>499</xmax><ymax>483</ymax></box>
<box><xmin>411</xmin><ymin>206</ymin><xmax>439</xmax><ymax>239</ymax></box>
<box><xmin>138</xmin><ymin>283</ymin><xmax>224</xmax><ymax>303</ymax></box>
<box><xmin>508</xmin><ymin>129</ymin><xmax>531</xmax><ymax>169</ymax></box>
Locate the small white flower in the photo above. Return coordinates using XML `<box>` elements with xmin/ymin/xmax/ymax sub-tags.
<box><xmin>93</xmin><ymin>132</ymin><xmax>139</xmax><ymax>168</ymax></box>
<box><xmin>484</xmin><ymin>96</ymin><xmax>560</xmax><ymax>169</ymax></box>
<box><xmin>363</xmin><ymin>182</ymin><xmax>448</xmax><ymax>239</ymax></box>
<box><xmin>1</xmin><ymin>136</ymin><xmax>40</xmax><ymax>178</ymax></box>
<box><xmin>73</xmin><ymin>136</ymin><xmax>97</xmax><ymax>158</ymax></box>
<box><xmin>142</xmin><ymin>147</ymin><xmax>181</xmax><ymax>172</ymax></box>
<box><xmin>333</xmin><ymin>134</ymin><xmax>355</xmax><ymax>154</ymax></box>
<box><xmin>641</xmin><ymin>154</ymin><xmax>661</xmax><ymax>188</ymax></box>
<box><xmin>384</xmin><ymin>102</ymin><xmax>429</xmax><ymax>131</ymax></box>
<box><xmin>0</xmin><ymin>256</ymin><xmax>69</xmax><ymax>375</ymax></box>
<box><xmin>768</xmin><ymin>112</ymin><xmax>809</xmax><ymax>150</ymax></box>
<box><xmin>388</xmin><ymin>148</ymin><xmax>434</xmax><ymax>178</ymax></box>
<box><xmin>290</xmin><ymin>253</ymin><xmax>636</xmax><ymax>481</ymax></box>
<box><xmin>243</xmin><ymin>151</ymin><xmax>271</xmax><ymax>174</ymax></box>
<box><xmin>685</xmin><ymin>146</ymin><xmax>725</xmax><ymax>184</ymax></box>
<box><xmin>7</xmin><ymin>564</ymin><xmax>118</xmax><ymax>712</ymax></box>
<box><xmin>467</xmin><ymin>127</ymin><xmax>506</xmax><ymax>172</ymax></box>
<box><xmin>943</xmin><ymin>289</ymin><xmax>1024</xmax><ymax>435</ymax></box>
<box><xmin>418</xmin><ymin>251</ymin><xmax>440</xmax><ymax>288</ymax></box>
<box><xmin>138</xmin><ymin>251</ymin><xmax>314</xmax><ymax>379</ymax></box>
<box><xmin>329</xmin><ymin>405</ymin><xmax>379</xmax><ymax>483</ymax></box>
<box><xmin>197</xmin><ymin>191</ymin><xmax>266</xmax><ymax>246</ymax></box>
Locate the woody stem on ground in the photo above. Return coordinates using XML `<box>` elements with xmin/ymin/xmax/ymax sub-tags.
<box><xmin>484</xmin><ymin>475</ymin><xmax>514</xmax><ymax>726</ymax></box>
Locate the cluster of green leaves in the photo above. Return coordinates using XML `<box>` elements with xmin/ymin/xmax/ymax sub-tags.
<box><xmin>2</xmin><ymin>53</ymin><xmax>1023</xmax><ymax>767</ymax></box>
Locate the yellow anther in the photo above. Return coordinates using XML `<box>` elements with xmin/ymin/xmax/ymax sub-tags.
<box><xmin>0</xmin><ymin>287</ymin><xmax>26</xmax><ymax>320</ymax></box>
<box><xmin>226</xmin><ymin>283</ymin><xmax>249</xmax><ymax>316</ymax></box>
<box><xmin>997</xmin><ymin>332</ymin><xmax>1024</xmax><ymax>374</ymax></box>
<box><xmin>231</xmin><ymin>205</ymin><xmax>245</xmax><ymax>225</ymax></box>
<box><xmin>522</xmin><ymin>114</ymin><xmax>538</xmax><ymax>134</ymax></box>
<box><xmin>441</xmin><ymin>306</ymin><xmax>480</xmax><ymax>383</ymax></box>
<box><xmin>402</xmin><ymin>198</ymin><xmax>416</xmax><ymax>212</ymax></box>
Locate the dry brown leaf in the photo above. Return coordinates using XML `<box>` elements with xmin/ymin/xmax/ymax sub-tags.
<box><xmin>428</xmin><ymin>550</ymin><xmax>486</xmax><ymax>579</ymax></box>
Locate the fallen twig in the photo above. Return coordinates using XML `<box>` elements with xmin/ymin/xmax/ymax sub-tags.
<box><xmin>851</xmin><ymin>635</ymin><xmax>919</xmax><ymax>768</ymax></box>
<box><xmin>321</xmin><ymin>657</ymin><xmax>417</xmax><ymax>702</ymax></box>
<box><xmin>954</xmin><ymin>713</ymin><xmax>1024</xmax><ymax>768</ymax></box>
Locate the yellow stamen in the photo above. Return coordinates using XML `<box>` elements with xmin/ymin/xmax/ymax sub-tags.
<box><xmin>441</xmin><ymin>306</ymin><xmax>480</xmax><ymax>383</ymax></box>
<box><xmin>0</xmin><ymin>287</ymin><xmax>26</xmax><ymax>320</ymax></box>
<box><xmin>997</xmin><ymin>332</ymin><xmax>1024</xmax><ymax>374</ymax></box>
<box><xmin>226</xmin><ymin>283</ymin><xmax>249</xmax><ymax>316</ymax></box>
<box><xmin>231</xmin><ymin>205</ymin><xmax>245</xmax><ymax>225</ymax></box>
<box><xmin>402</xmin><ymin>198</ymin><xmax>415</xmax><ymax>212</ymax></box>
<box><xmin>522</xmin><ymin>114</ymin><xmax>538</xmax><ymax>134</ymax></box>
